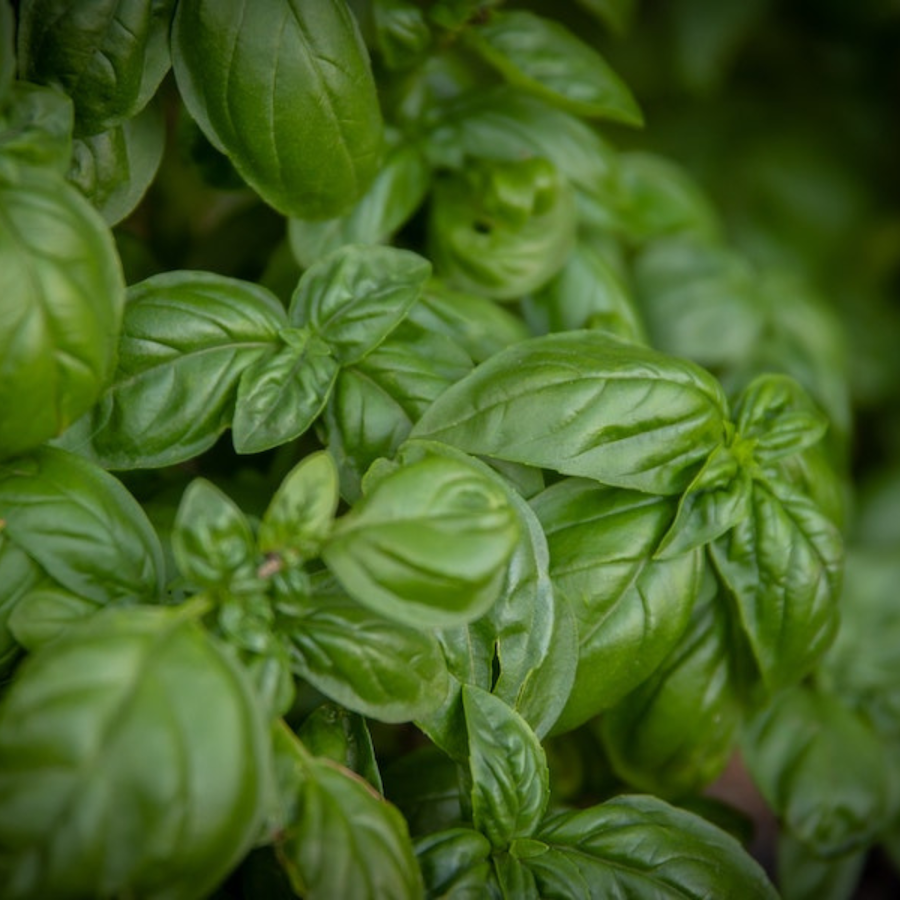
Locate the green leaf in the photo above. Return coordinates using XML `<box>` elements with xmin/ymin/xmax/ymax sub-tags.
<box><xmin>171</xmin><ymin>0</ymin><xmax>383</xmax><ymax>219</ymax></box>
<box><xmin>600</xmin><ymin>598</ymin><xmax>744</xmax><ymax>797</ymax></box>
<box><xmin>272</xmin><ymin>723</ymin><xmax>423</xmax><ymax>900</ymax></box>
<box><xmin>17</xmin><ymin>0</ymin><xmax>174</xmax><ymax>135</ymax></box>
<box><xmin>466</xmin><ymin>11</ymin><xmax>642</xmax><ymax>125</ymax></box>
<box><xmin>0</xmin><ymin>447</ymin><xmax>165</xmax><ymax>607</ymax></box>
<box><xmin>414</xmin><ymin>828</ymin><xmax>495</xmax><ymax>898</ymax></box>
<box><xmin>574</xmin><ymin>0</ymin><xmax>636</xmax><ymax>35</ymax></box>
<box><xmin>63</xmin><ymin>270</ymin><xmax>285</xmax><ymax>469</ymax></box>
<box><xmin>8</xmin><ymin>587</ymin><xmax>107</xmax><ymax>652</ymax></box>
<box><xmin>383</xmin><ymin>747</ymin><xmax>465</xmax><ymax>838</ymax></box>
<box><xmin>279</xmin><ymin>585</ymin><xmax>450</xmax><ymax>723</ymax></box>
<box><xmin>372</xmin><ymin>0</ymin><xmax>433</xmax><ymax>69</ymax></box>
<box><xmin>258</xmin><ymin>451</ymin><xmax>340</xmax><ymax>564</ymax></box>
<box><xmin>463</xmin><ymin>686</ymin><xmax>549</xmax><ymax>849</ymax></box>
<box><xmin>289</xmin><ymin>244</ymin><xmax>431</xmax><ymax>365</ymax></box>
<box><xmin>0</xmin><ymin>169</ymin><xmax>124</xmax><ymax>460</ymax></box>
<box><xmin>232</xmin><ymin>329</ymin><xmax>339</xmax><ymax>454</ymax></box>
<box><xmin>531</xmin><ymin>479</ymin><xmax>702</xmax><ymax>732</ymax></box>
<box><xmin>776</xmin><ymin>832</ymin><xmax>866</xmax><ymax>900</ymax></box>
<box><xmin>493</xmin><ymin>853</ymin><xmax>541</xmax><ymax>898</ymax></box>
<box><xmin>711</xmin><ymin>475</ymin><xmax>842</xmax><ymax>690</ymax></box>
<box><xmin>0</xmin><ymin>82</ymin><xmax>74</xmax><ymax>175</ymax></box>
<box><xmin>413</xmin><ymin>330</ymin><xmax>729</xmax><ymax>495</ymax></box>
<box><xmin>743</xmin><ymin>686</ymin><xmax>897</xmax><ymax>857</ymax></box>
<box><xmin>0</xmin><ymin>604</ymin><xmax>270</xmax><ymax>900</ymax></box>
<box><xmin>67</xmin><ymin>99</ymin><xmax>165</xmax><ymax>226</ymax></box>
<box><xmin>0</xmin><ymin>0</ymin><xmax>12</xmax><ymax>107</ymax></box>
<box><xmin>322</xmin><ymin>453</ymin><xmax>519</xmax><ymax>628</ymax></box>
<box><xmin>171</xmin><ymin>479</ymin><xmax>258</xmax><ymax>594</ymax></box>
<box><xmin>528</xmin><ymin>795</ymin><xmax>779</xmax><ymax>898</ymax></box>
<box><xmin>288</xmin><ymin>138</ymin><xmax>431</xmax><ymax>268</ymax></box>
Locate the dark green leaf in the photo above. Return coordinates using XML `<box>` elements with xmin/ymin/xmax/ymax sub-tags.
<box><xmin>0</xmin><ymin>82</ymin><xmax>74</xmax><ymax>175</ymax></box>
<box><xmin>0</xmin><ymin>169</ymin><xmax>124</xmax><ymax>460</ymax></box>
<box><xmin>0</xmin><ymin>0</ymin><xmax>12</xmax><ymax>106</ymax></box>
<box><xmin>413</xmin><ymin>331</ymin><xmax>729</xmax><ymax>495</ymax></box>
<box><xmin>466</xmin><ymin>11</ymin><xmax>642</xmax><ymax>125</ymax></box>
<box><xmin>528</xmin><ymin>795</ymin><xmax>778</xmax><ymax>898</ymax></box>
<box><xmin>372</xmin><ymin>0</ymin><xmax>433</xmax><ymax>69</ymax></box>
<box><xmin>776</xmin><ymin>832</ymin><xmax>866</xmax><ymax>900</ymax></box>
<box><xmin>743</xmin><ymin>686</ymin><xmax>897</xmax><ymax>857</ymax></box>
<box><xmin>232</xmin><ymin>329</ymin><xmax>339</xmax><ymax>454</ymax></box>
<box><xmin>171</xmin><ymin>0</ymin><xmax>383</xmax><ymax>218</ymax></box>
<box><xmin>0</xmin><ymin>603</ymin><xmax>270</xmax><ymax>900</ymax></box>
<box><xmin>414</xmin><ymin>828</ymin><xmax>495</xmax><ymax>899</ymax></box>
<box><xmin>463</xmin><ymin>686</ymin><xmax>549</xmax><ymax>849</ymax></box>
<box><xmin>0</xmin><ymin>544</ymin><xmax>44</xmax><ymax>672</ymax></box>
<box><xmin>574</xmin><ymin>0</ymin><xmax>636</xmax><ymax>35</ymax></box>
<box><xmin>383</xmin><ymin>747</ymin><xmax>465</xmax><ymax>837</ymax></box>
<box><xmin>493</xmin><ymin>853</ymin><xmax>540</xmax><ymax>898</ymax></box>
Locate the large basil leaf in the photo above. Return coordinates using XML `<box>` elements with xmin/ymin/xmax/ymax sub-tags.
<box><xmin>0</xmin><ymin>604</ymin><xmax>270</xmax><ymax>900</ymax></box>
<box><xmin>742</xmin><ymin>686</ymin><xmax>897</xmax><ymax>857</ymax></box>
<box><xmin>172</xmin><ymin>0</ymin><xmax>383</xmax><ymax>219</ymax></box>
<box><xmin>600</xmin><ymin>599</ymin><xmax>744</xmax><ymax>797</ymax></box>
<box><xmin>413</xmin><ymin>331</ymin><xmax>729</xmax><ymax>494</ymax></box>
<box><xmin>0</xmin><ymin>82</ymin><xmax>74</xmax><ymax>175</ymax></box>
<box><xmin>66</xmin><ymin>271</ymin><xmax>286</xmax><ymax>469</ymax></box>
<box><xmin>67</xmin><ymin>99</ymin><xmax>165</xmax><ymax>226</ymax></box>
<box><xmin>0</xmin><ymin>169</ymin><xmax>124</xmax><ymax>460</ymax></box>
<box><xmin>17</xmin><ymin>0</ymin><xmax>174</xmax><ymax>135</ymax></box>
<box><xmin>288</xmin><ymin>244</ymin><xmax>431</xmax><ymax>365</ymax></box>
<box><xmin>322</xmin><ymin>453</ymin><xmax>519</xmax><ymax>627</ymax></box>
<box><xmin>279</xmin><ymin>587</ymin><xmax>450</xmax><ymax>723</ymax></box>
<box><xmin>710</xmin><ymin>475</ymin><xmax>842</xmax><ymax>690</ymax></box>
<box><xmin>466</xmin><ymin>11</ymin><xmax>641</xmax><ymax>125</ymax></box>
<box><xmin>530</xmin><ymin>478</ymin><xmax>700</xmax><ymax>733</ymax></box>
<box><xmin>527</xmin><ymin>795</ymin><xmax>778</xmax><ymax>898</ymax></box>
<box><xmin>272</xmin><ymin>723</ymin><xmax>423</xmax><ymax>900</ymax></box>
<box><xmin>414</xmin><ymin>828</ymin><xmax>495</xmax><ymax>898</ymax></box>
<box><xmin>463</xmin><ymin>686</ymin><xmax>549</xmax><ymax>849</ymax></box>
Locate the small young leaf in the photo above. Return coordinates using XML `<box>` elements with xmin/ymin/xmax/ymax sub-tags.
<box><xmin>463</xmin><ymin>686</ymin><xmax>550</xmax><ymax>849</ymax></box>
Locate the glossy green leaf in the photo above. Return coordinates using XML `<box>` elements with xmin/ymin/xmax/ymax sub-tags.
<box><xmin>428</xmin><ymin>156</ymin><xmax>577</xmax><ymax>300</ymax></box>
<box><xmin>0</xmin><ymin>169</ymin><xmax>124</xmax><ymax>460</ymax></box>
<box><xmin>414</xmin><ymin>828</ymin><xmax>494</xmax><ymax>898</ymax></box>
<box><xmin>279</xmin><ymin>587</ymin><xmax>450</xmax><ymax>723</ymax></box>
<box><xmin>711</xmin><ymin>475</ymin><xmax>842</xmax><ymax>690</ymax></box>
<box><xmin>171</xmin><ymin>0</ymin><xmax>383</xmax><ymax>219</ymax></box>
<box><xmin>532</xmin><ymin>478</ymin><xmax>700</xmax><ymax>732</ymax></box>
<box><xmin>64</xmin><ymin>271</ymin><xmax>285</xmax><ymax>469</ymax></box>
<box><xmin>232</xmin><ymin>329</ymin><xmax>339</xmax><ymax>454</ymax></box>
<box><xmin>17</xmin><ymin>0</ymin><xmax>174</xmax><ymax>135</ymax></box>
<box><xmin>8</xmin><ymin>587</ymin><xmax>107</xmax><ymax>652</ymax></box>
<box><xmin>322</xmin><ymin>453</ymin><xmax>519</xmax><ymax>627</ymax></box>
<box><xmin>289</xmin><ymin>244</ymin><xmax>432</xmax><ymax>365</ymax></box>
<box><xmin>466</xmin><ymin>11</ymin><xmax>642</xmax><ymax>125</ymax></box>
<box><xmin>288</xmin><ymin>138</ymin><xmax>431</xmax><ymax>268</ymax></box>
<box><xmin>776</xmin><ymin>832</ymin><xmax>866</xmax><ymax>900</ymax></box>
<box><xmin>0</xmin><ymin>82</ymin><xmax>74</xmax><ymax>175</ymax></box>
<box><xmin>413</xmin><ymin>330</ymin><xmax>729</xmax><ymax>494</ymax></box>
<box><xmin>272</xmin><ymin>723</ymin><xmax>423</xmax><ymax>900</ymax></box>
<box><xmin>67</xmin><ymin>99</ymin><xmax>165</xmax><ymax>226</ymax></box>
<box><xmin>494</xmin><ymin>853</ymin><xmax>541</xmax><ymax>898</ymax></box>
<box><xmin>171</xmin><ymin>479</ymin><xmax>258</xmax><ymax>593</ymax></box>
<box><xmin>258</xmin><ymin>452</ymin><xmax>340</xmax><ymax>564</ymax></box>
<box><xmin>0</xmin><ymin>447</ymin><xmax>165</xmax><ymax>607</ymax></box>
<box><xmin>528</xmin><ymin>795</ymin><xmax>778</xmax><ymax>898</ymax></box>
<box><xmin>601</xmin><ymin>599</ymin><xmax>743</xmax><ymax>797</ymax></box>
<box><xmin>0</xmin><ymin>604</ymin><xmax>270</xmax><ymax>900</ymax></box>
<box><xmin>743</xmin><ymin>686</ymin><xmax>897</xmax><ymax>856</ymax></box>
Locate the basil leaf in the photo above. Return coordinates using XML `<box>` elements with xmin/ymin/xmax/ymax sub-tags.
<box><xmin>372</xmin><ymin>0</ymin><xmax>432</xmax><ymax>70</ymax></box>
<box><xmin>66</xmin><ymin>271</ymin><xmax>285</xmax><ymax>469</ymax></box>
<box><xmin>272</xmin><ymin>723</ymin><xmax>423</xmax><ymax>900</ymax></box>
<box><xmin>7</xmin><ymin>586</ymin><xmax>98</xmax><ymax>652</ymax></box>
<box><xmin>413</xmin><ymin>330</ymin><xmax>729</xmax><ymax>495</ymax></box>
<box><xmin>528</xmin><ymin>795</ymin><xmax>778</xmax><ymax>898</ymax></box>
<box><xmin>0</xmin><ymin>604</ymin><xmax>270</xmax><ymax>900</ymax></box>
<box><xmin>575</xmin><ymin>0</ymin><xmax>636</xmax><ymax>35</ymax></box>
<box><xmin>297</xmin><ymin>703</ymin><xmax>382</xmax><ymax>792</ymax></box>
<box><xmin>383</xmin><ymin>747</ymin><xmax>464</xmax><ymax>837</ymax></box>
<box><xmin>258</xmin><ymin>451</ymin><xmax>339</xmax><ymax>564</ymax></box>
<box><xmin>0</xmin><ymin>169</ymin><xmax>124</xmax><ymax>460</ymax></box>
<box><xmin>711</xmin><ymin>475</ymin><xmax>842</xmax><ymax>690</ymax></box>
<box><xmin>232</xmin><ymin>329</ymin><xmax>339</xmax><ymax>454</ymax></box>
<box><xmin>463</xmin><ymin>686</ymin><xmax>549</xmax><ymax>849</ymax></box>
<box><xmin>322</xmin><ymin>453</ymin><xmax>519</xmax><ymax>627</ymax></box>
<box><xmin>0</xmin><ymin>544</ymin><xmax>46</xmax><ymax>673</ymax></box>
<box><xmin>0</xmin><ymin>447</ymin><xmax>165</xmax><ymax>607</ymax></box>
<box><xmin>530</xmin><ymin>478</ymin><xmax>700</xmax><ymax>732</ymax></box>
<box><xmin>289</xmin><ymin>244</ymin><xmax>432</xmax><ymax>365</ymax></box>
<box><xmin>280</xmin><ymin>588</ymin><xmax>450</xmax><ymax>723</ymax></box>
<box><xmin>67</xmin><ymin>99</ymin><xmax>165</xmax><ymax>226</ymax></box>
<box><xmin>466</xmin><ymin>11</ymin><xmax>642</xmax><ymax>125</ymax></box>
<box><xmin>742</xmin><ymin>686</ymin><xmax>897</xmax><ymax>857</ymax></box>
<box><xmin>17</xmin><ymin>0</ymin><xmax>174</xmax><ymax>135</ymax></box>
<box><xmin>171</xmin><ymin>0</ymin><xmax>383</xmax><ymax>219</ymax></box>
<box><xmin>600</xmin><ymin>599</ymin><xmax>743</xmax><ymax>797</ymax></box>
<box><xmin>776</xmin><ymin>831</ymin><xmax>866</xmax><ymax>900</ymax></box>
<box><xmin>288</xmin><ymin>138</ymin><xmax>431</xmax><ymax>268</ymax></box>
<box><xmin>414</xmin><ymin>828</ymin><xmax>495</xmax><ymax>898</ymax></box>
<box><xmin>0</xmin><ymin>82</ymin><xmax>74</xmax><ymax>175</ymax></box>
<box><xmin>494</xmin><ymin>853</ymin><xmax>541</xmax><ymax>899</ymax></box>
